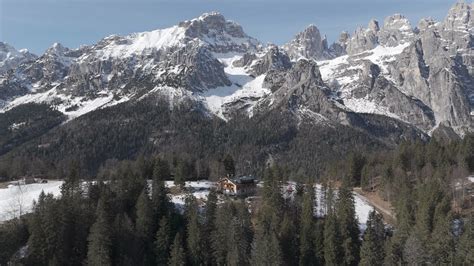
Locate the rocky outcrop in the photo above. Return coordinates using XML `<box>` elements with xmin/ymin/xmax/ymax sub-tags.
<box><xmin>180</xmin><ymin>12</ymin><xmax>260</xmax><ymax>53</ymax></box>
<box><xmin>283</xmin><ymin>25</ymin><xmax>333</xmax><ymax>61</ymax></box>
<box><xmin>329</xmin><ymin>32</ymin><xmax>350</xmax><ymax>57</ymax></box>
<box><xmin>250</xmin><ymin>46</ymin><xmax>292</xmax><ymax>76</ymax></box>
<box><xmin>346</xmin><ymin>19</ymin><xmax>379</xmax><ymax>55</ymax></box>
<box><xmin>0</xmin><ymin>42</ymin><xmax>37</xmax><ymax>75</ymax></box>
<box><xmin>378</xmin><ymin>14</ymin><xmax>414</xmax><ymax>46</ymax></box>
<box><xmin>442</xmin><ymin>1</ymin><xmax>473</xmax><ymax>52</ymax></box>
<box><xmin>259</xmin><ymin>59</ymin><xmax>338</xmax><ymax>120</ymax></box>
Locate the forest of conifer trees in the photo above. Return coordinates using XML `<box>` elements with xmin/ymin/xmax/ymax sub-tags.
<box><xmin>0</xmin><ymin>136</ymin><xmax>473</xmax><ymax>265</ymax></box>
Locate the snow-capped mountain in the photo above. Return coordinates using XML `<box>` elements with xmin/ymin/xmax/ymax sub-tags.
<box><xmin>0</xmin><ymin>42</ymin><xmax>37</xmax><ymax>75</ymax></box>
<box><xmin>0</xmin><ymin>2</ymin><xmax>473</xmax><ymax>136</ymax></box>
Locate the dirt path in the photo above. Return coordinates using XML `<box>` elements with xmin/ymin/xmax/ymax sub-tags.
<box><xmin>354</xmin><ymin>188</ymin><xmax>396</xmax><ymax>224</ymax></box>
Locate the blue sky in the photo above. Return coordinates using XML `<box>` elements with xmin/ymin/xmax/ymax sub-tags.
<box><xmin>0</xmin><ymin>0</ymin><xmax>458</xmax><ymax>54</ymax></box>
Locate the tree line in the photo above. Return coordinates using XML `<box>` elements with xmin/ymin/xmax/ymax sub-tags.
<box><xmin>0</xmin><ymin>135</ymin><xmax>473</xmax><ymax>265</ymax></box>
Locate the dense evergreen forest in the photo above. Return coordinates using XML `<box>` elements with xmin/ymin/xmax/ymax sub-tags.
<box><xmin>0</xmin><ymin>136</ymin><xmax>473</xmax><ymax>265</ymax></box>
<box><xmin>0</xmin><ymin>99</ymin><xmax>421</xmax><ymax>180</ymax></box>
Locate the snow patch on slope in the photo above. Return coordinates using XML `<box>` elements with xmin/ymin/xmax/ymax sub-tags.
<box><xmin>0</xmin><ymin>87</ymin><xmax>130</xmax><ymax>120</ymax></box>
<box><xmin>201</xmin><ymin>53</ymin><xmax>270</xmax><ymax>120</ymax></box>
<box><xmin>317</xmin><ymin>43</ymin><xmax>410</xmax><ymax>118</ymax></box>
<box><xmin>97</xmin><ymin>26</ymin><xmax>187</xmax><ymax>58</ymax></box>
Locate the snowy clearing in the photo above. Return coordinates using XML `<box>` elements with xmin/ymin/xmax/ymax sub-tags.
<box><xmin>0</xmin><ymin>181</ymin><xmax>64</xmax><ymax>222</ymax></box>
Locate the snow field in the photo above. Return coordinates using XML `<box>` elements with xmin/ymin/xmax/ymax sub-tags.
<box><xmin>0</xmin><ymin>181</ymin><xmax>64</xmax><ymax>222</ymax></box>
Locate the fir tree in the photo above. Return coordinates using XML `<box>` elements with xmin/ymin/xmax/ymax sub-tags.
<box><xmin>456</xmin><ymin>215</ymin><xmax>474</xmax><ymax>265</ymax></box>
<box><xmin>112</xmin><ymin>213</ymin><xmax>136</xmax><ymax>265</ymax></box>
<box><xmin>227</xmin><ymin>216</ymin><xmax>251</xmax><ymax>266</ymax></box>
<box><xmin>211</xmin><ymin>202</ymin><xmax>231</xmax><ymax>265</ymax></box>
<box><xmin>223</xmin><ymin>154</ymin><xmax>235</xmax><ymax>177</ymax></box>
<box><xmin>335</xmin><ymin>185</ymin><xmax>361</xmax><ymax>265</ymax></box>
<box><xmin>313</xmin><ymin>219</ymin><xmax>325</xmax><ymax>265</ymax></box>
<box><xmin>203</xmin><ymin>189</ymin><xmax>218</xmax><ymax>264</ymax></box>
<box><xmin>87</xmin><ymin>198</ymin><xmax>112</xmax><ymax>266</ymax></box>
<box><xmin>153</xmin><ymin>158</ymin><xmax>171</xmax><ymax>181</ymax></box>
<box><xmin>155</xmin><ymin>216</ymin><xmax>172</xmax><ymax>266</ymax></box>
<box><xmin>299</xmin><ymin>186</ymin><xmax>315</xmax><ymax>266</ymax></box>
<box><xmin>152</xmin><ymin>178</ymin><xmax>170</xmax><ymax>221</ymax></box>
<box><xmin>136</xmin><ymin>189</ymin><xmax>154</xmax><ymax>238</ymax></box>
<box><xmin>152</xmin><ymin>158</ymin><xmax>171</xmax><ymax>220</ymax></box>
<box><xmin>185</xmin><ymin>196</ymin><xmax>204</xmax><ymax>265</ymax></box>
<box><xmin>168</xmin><ymin>233</ymin><xmax>185</xmax><ymax>266</ymax></box>
<box><xmin>174</xmin><ymin>160</ymin><xmax>186</xmax><ymax>188</ymax></box>
<box><xmin>359</xmin><ymin>209</ymin><xmax>385</xmax><ymax>266</ymax></box>
<box><xmin>280</xmin><ymin>213</ymin><xmax>299</xmax><ymax>265</ymax></box>
<box><xmin>323</xmin><ymin>212</ymin><xmax>341</xmax><ymax>265</ymax></box>
<box><xmin>250</xmin><ymin>228</ymin><xmax>282</xmax><ymax>266</ymax></box>
<box><xmin>403</xmin><ymin>231</ymin><xmax>428</xmax><ymax>265</ymax></box>
<box><xmin>429</xmin><ymin>213</ymin><xmax>455</xmax><ymax>264</ymax></box>
<box><xmin>135</xmin><ymin>189</ymin><xmax>154</xmax><ymax>264</ymax></box>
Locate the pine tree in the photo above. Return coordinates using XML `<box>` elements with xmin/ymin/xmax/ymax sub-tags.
<box><xmin>174</xmin><ymin>160</ymin><xmax>186</xmax><ymax>188</ymax></box>
<box><xmin>223</xmin><ymin>154</ymin><xmax>235</xmax><ymax>177</ymax></box>
<box><xmin>153</xmin><ymin>158</ymin><xmax>171</xmax><ymax>181</ymax></box>
<box><xmin>211</xmin><ymin>202</ymin><xmax>233</xmax><ymax>265</ymax></box>
<box><xmin>335</xmin><ymin>185</ymin><xmax>360</xmax><ymax>265</ymax></box>
<box><xmin>152</xmin><ymin>158</ymin><xmax>171</xmax><ymax>220</ymax></box>
<box><xmin>135</xmin><ymin>189</ymin><xmax>154</xmax><ymax>264</ymax></box>
<box><xmin>456</xmin><ymin>215</ymin><xmax>474</xmax><ymax>265</ymax></box>
<box><xmin>429</xmin><ymin>213</ymin><xmax>455</xmax><ymax>264</ymax></box>
<box><xmin>403</xmin><ymin>231</ymin><xmax>427</xmax><ymax>265</ymax></box>
<box><xmin>112</xmin><ymin>213</ymin><xmax>136</xmax><ymax>265</ymax></box>
<box><xmin>136</xmin><ymin>189</ymin><xmax>154</xmax><ymax>238</ymax></box>
<box><xmin>155</xmin><ymin>216</ymin><xmax>172</xmax><ymax>266</ymax></box>
<box><xmin>325</xmin><ymin>184</ymin><xmax>335</xmax><ymax>215</ymax></box>
<box><xmin>227</xmin><ymin>216</ymin><xmax>251</xmax><ymax>266</ymax></box>
<box><xmin>87</xmin><ymin>199</ymin><xmax>112</xmax><ymax>266</ymax></box>
<box><xmin>299</xmin><ymin>186</ymin><xmax>315</xmax><ymax>266</ymax></box>
<box><xmin>168</xmin><ymin>233</ymin><xmax>185</xmax><ymax>266</ymax></box>
<box><xmin>428</xmin><ymin>196</ymin><xmax>455</xmax><ymax>264</ymax></box>
<box><xmin>359</xmin><ymin>209</ymin><xmax>385</xmax><ymax>266</ymax></box>
<box><xmin>259</xmin><ymin>167</ymin><xmax>284</xmax><ymax>231</ymax></box>
<box><xmin>185</xmin><ymin>196</ymin><xmax>204</xmax><ymax>265</ymax></box>
<box><xmin>203</xmin><ymin>189</ymin><xmax>218</xmax><ymax>264</ymax></box>
<box><xmin>323</xmin><ymin>212</ymin><xmax>341</xmax><ymax>265</ymax></box>
<box><xmin>280</xmin><ymin>213</ymin><xmax>299</xmax><ymax>265</ymax></box>
<box><xmin>360</xmin><ymin>164</ymin><xmax>371</xmax><ymax>191</ymax></box>
<box><xmin>250</xmin><ymin>228</ymin><xmax>282</xmax><ymax>266</ymax></box>
<box><xmin>348</xmin><ymin>153</ymin><xmax>366</xmax><ymax>186</ymax></box>
<box><xmin>313</xmin><ymin>219</ymin><xmax>325</xmax><ymax>265</ymax></box>
<box><xmin>387</xmin><ymin>185</ymin><xmax>414</xmax><ymax>264</ymax></box>
<box><xmin>414</xmin><ymin>181</ymin><xmax>443</xmax><ymax>245</ymax></box>
<box><xmin>152</xmin><ymin>178</ymin><xmax>170</xmax><ymax>221</ymax></box>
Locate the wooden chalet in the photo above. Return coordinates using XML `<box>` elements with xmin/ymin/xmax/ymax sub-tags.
<box><xmin>217</xmin><ymin>175</ymin><xmax>257</xmax><ymax>196</ymax></box>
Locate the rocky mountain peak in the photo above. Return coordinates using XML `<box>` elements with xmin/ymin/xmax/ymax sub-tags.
<box><xmin>0</xmin><ymin>42</ymin><xmax>37</xmax><ymax>74</ymax></box>
<box><xmin>181</xmin><ymin>11</ymin><xmax>244</xmax><ymax>37</ymax></box>
<box><xmin>368</xmin><ymin>19</ymin><xmax>380</xmax><ymax>32</ymax></box>
<box><xmin>346</xmin><ymin>24</ymin><xmax>379</xmax><ymax>55</ymax></box>
<box><xmin>382</xmin><ymin>14</ymin><xmax>411</xmax><ymax>30</ymax></box>
<box><xmin>0</xmin><ymin>42</ymin><xmax>16</xmax><ymax>54</ymax></box>
<box><xmin>251</xmin><ymin>45</ymin><xmax>292</xmax><ymax>76</ymax></box>
<box><xmin>45</xmin><ymin>42</ymin><xmax>69</xmax><ymax>56</ymax></box>
<box><xmin>338</xmin><ymin>31</ymin><xmax>350</xmax><ymax>43</ymax></box>
<box><xmin>443</xmin><ymin>1</ymin><xmax>473</xmax><ymax>33</ymax></box>
<box><xmin>417</xmin><ymin>17</ymin><xmax>438</xmax><ymax>32</ymax></box>
<box><xmin>177</xmin><ymin>12</ymin><xmax>259</xmax><ymax>53</ymax></box>
<box><xmin>378</xmin><ymin>14</ymin><xmax>414</xmax><ymax>46</ymax></box>
<box><xmin>283</xmin><ymin>24</ymin><xmax>333</xmax><ymax>61</ymax></box>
